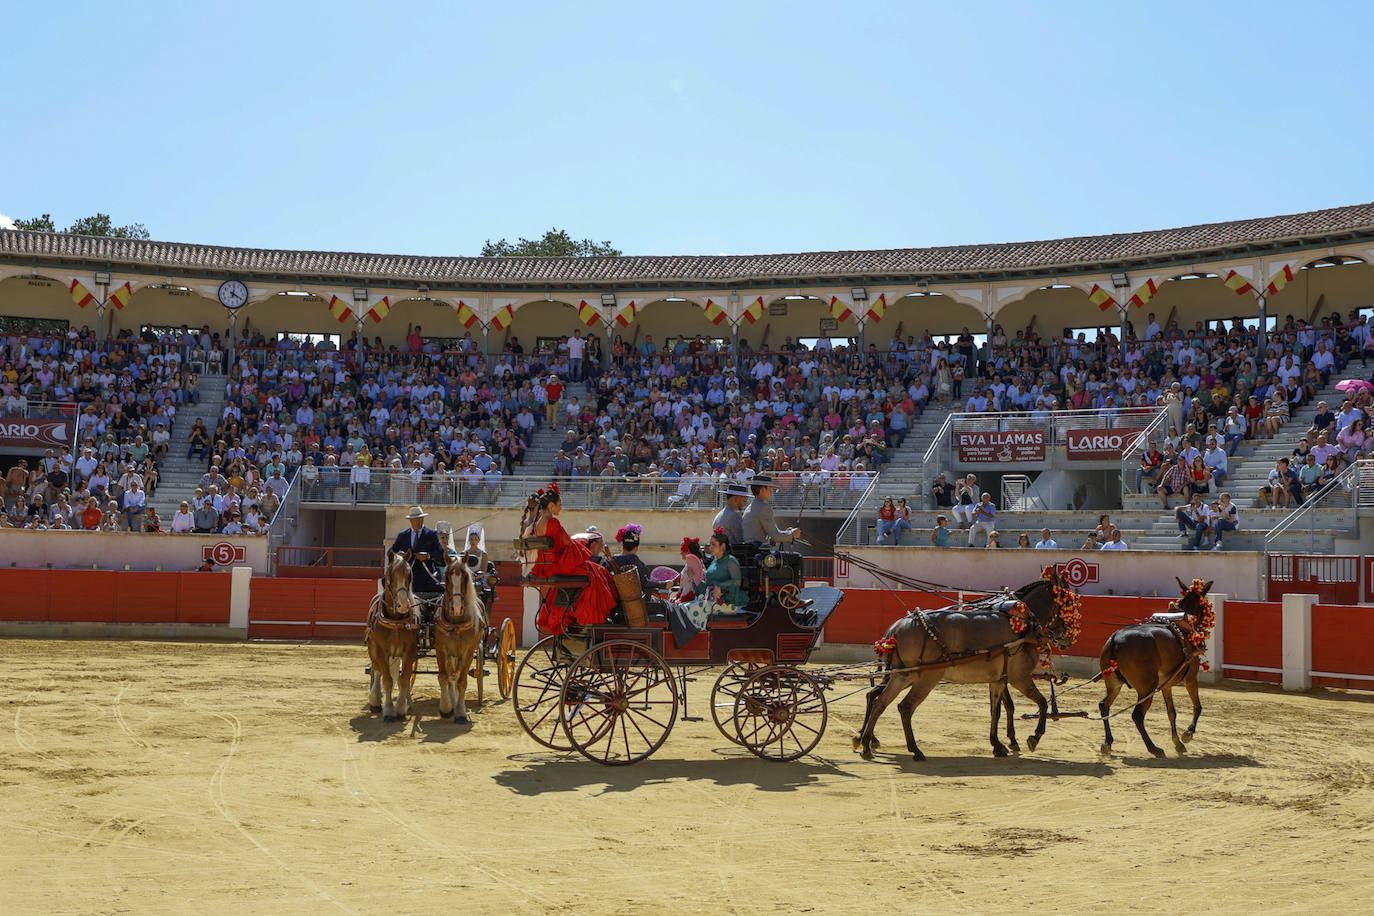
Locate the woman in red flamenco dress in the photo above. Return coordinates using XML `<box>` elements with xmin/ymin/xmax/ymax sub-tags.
<box><xmin>526</xmin><ymin>484</ymin><xmax>616</xmax><ymax>635</ymax></box>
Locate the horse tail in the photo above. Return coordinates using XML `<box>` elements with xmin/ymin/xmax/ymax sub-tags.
<box><xmin>1099</xmin><ymin>635</ymin><xmax>1132</xmax><ymax>690</ymax></box>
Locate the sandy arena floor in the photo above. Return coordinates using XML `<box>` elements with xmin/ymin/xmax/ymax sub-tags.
<box><xmin>2</xmin><ymin>639</ymin><xmax>1372</xmax><ymax>915</ymax></box>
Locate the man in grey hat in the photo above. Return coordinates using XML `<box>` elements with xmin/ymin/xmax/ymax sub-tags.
<box><xmin>741</xmin><ymin>475</ymin><xmax>800</xmax><ymax>545</ymax></box>
<box><xmin>713</xmin><ymin>481</ymin><xmax>750</xmax><ymax>545</ymax></box>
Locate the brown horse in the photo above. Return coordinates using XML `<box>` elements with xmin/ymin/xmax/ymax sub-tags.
<box><xmin>1098</xmin><ymin>577</ymin><xmax>1213</xmax><ymax>757</ymax></box>
<box><xmin>434</xmin><ymin>558</ymin><xmax>486</xmax><ymax>724</ymax></box>
<box><xmin>855</xmin><ymin>567</ymin><xmax>1079</xmax><ymax>761</ymax></box>
<box><xmin>366</xmin><ymin>551</ymin><xmax>420</xmax><ymax>721</ymax></box>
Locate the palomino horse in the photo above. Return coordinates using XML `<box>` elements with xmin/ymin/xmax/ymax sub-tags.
<box><xmin>434</xmin><ymin>559</ymin><xmax>486</xmax><ymax>724</ymax></box>
<box><xmin>1098</xmin><ymin>577</ymin><xmax>1214</xmax><ymax>757</ymax></box>
<box><xmin>855</xmin><ymin>567</ymin><xmax>1079</xmax><ymax>761</ymax></box>
<box><xmin>366</xmin><ymin>551</ymin><xmax>420</xmax><ymax>721</ymax></box>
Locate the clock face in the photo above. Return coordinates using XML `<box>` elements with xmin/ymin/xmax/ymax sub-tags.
<box><xmin>218</xmin><ymin>279</ymin><xmax>249</xmax><ymax>310</ymax></box>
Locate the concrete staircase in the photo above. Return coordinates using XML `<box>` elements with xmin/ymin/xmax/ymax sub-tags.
<box><xmin>878</xmin><ymin>408</ymin><xmax>952</xmax><ymax>504</ymax></box>
<box><xmin>148</xmin><ymin>374</ymin><xmax>228</xmax><ymax>520</ymax></box>
<box><xmin>1118</xmin><ymin>382</ymin><xmax>1354</xmax><ymax>552</ymax></box>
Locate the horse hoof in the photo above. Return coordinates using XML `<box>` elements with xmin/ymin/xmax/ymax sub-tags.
<box><xmin>1174</xmin><ymin>743</ymin><xmax>1187</xmax><ymax>755</ymax></box>
<box><xmin>1181</xmin><ymin>730</ymin><xmax>1194</xmax><ymax>744</ymax></box>
<box><xmin>992</xmin><ymin>745</ymin><xmax>1009</xmax><ymax>758</ymax></box>
<box><xmin>1026</xmin><ymin>735</ymin><xmax>1040</xmax><ymax>752</ymax></box>
<box><xmin>1150</xmin><ymin>746</ymin><xmax>1166</xmax><ymax>758</ymax></box>
<box><xmin>454</xmin><ymin>714</ymin><xmax>470</xmax><ymax>725</ymax></box>
<box><xmin>383</xmin><ymin>714</ymin><xmax>397</xmax><ymax>722</ymax></box>
<box><xmin>860</xmin><ymin>748</ymin><xmax>875</xmax><ymax>761</ymax></box>
<box><xmin>369</xmin><ymin>704</ymin><xmax>382</xmax><ymax>713</ymax></box>
<box><xmin>851</xmin><ymin>736</ymin><xmax>862</xmax><ymax>751</ymax></box>
<box><xmin>911</xmin><ymin>751</ymin><xmax>925</xmax><ymax>762</ymax></box>
<box><xmin>871</xmin><ymin>736</ymin><xmax>881</xmax><ymax>748</ymax></box>
<box><xmin>1009</xmin><ymin>742</ymin><xmax>1021</xmax><ymax>755</ymax></box>
<box><xmin>1099</xmin><ymin>743</ymin><xmax>1112</xmax><ymax>756</ymax></box>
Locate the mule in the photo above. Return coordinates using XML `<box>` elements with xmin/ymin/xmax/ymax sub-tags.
<box><xmin>854</xmin><ymin>567</ymin><xmax>1078</xmax><ymax>761</ymax></box>
<box><xmin>434</xmin><ymin>558</ymin><xmax>486</xmax><ymax>724</ymax></box>
<box><xmin>366</xmin><ymin>551</ymin><xmax>420</xmax><ymax>721</ymax></box>
<box><xmin>1098</xmin><ymin>577</ymin><xmax>1213</xmax><ymax>757</ymax></box>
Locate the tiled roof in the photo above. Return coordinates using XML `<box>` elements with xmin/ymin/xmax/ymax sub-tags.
<box><xmin>3</xmin><ymin>202</ymin><xmax>1373</xmax><ymax>289</ymax></box>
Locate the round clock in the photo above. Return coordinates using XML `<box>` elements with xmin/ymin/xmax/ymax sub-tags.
<box><xmin>217</xmin><ymin>279</ymin><xmax>249</xmax><ymax>310</ymax></box>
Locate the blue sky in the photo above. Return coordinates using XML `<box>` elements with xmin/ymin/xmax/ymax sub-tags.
<box><xmin>2</xmin><ymin>0</ymin><xmax>1370</xmax><ymax>258</ymax></box>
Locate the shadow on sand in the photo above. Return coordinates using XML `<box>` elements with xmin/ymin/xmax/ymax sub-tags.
<box><xmin>494</xmin><ymin>751</ymin><xmax>861</xmax><ymax>796</ymax></box>
<box><xmin>348</xmin><ymin>696</ymin><xmax>505</xmax><ymax>743</ymax></box>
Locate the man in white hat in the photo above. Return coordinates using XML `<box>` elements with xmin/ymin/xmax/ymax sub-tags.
<box><xmin>714</xmin><ymin>481</ymin><xmax>750</xmax><ymax>545</ymax></box>
<box><xmin>389</xmin><ymin>506</ymin><xmax>446</xmax><ymax>596</ymax></box>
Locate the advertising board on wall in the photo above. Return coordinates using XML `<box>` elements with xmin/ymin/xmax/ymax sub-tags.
<box><xmin>1065</xmin><ymin>427</ymin><xmax>1148</xmax><ymax>461</ymax></box>
<box><xmin>0</xmin><ymin>417</ymin><xmax>73</xmax><ymax>451</ymax></box>
<box><xmin>955</xmin><ymin>429</ymin><xmax>1046</xmax><ymax>463</ymax></box>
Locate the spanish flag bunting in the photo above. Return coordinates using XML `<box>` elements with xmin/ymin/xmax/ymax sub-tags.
<box><xmin>106</xmin><ymin>281</ymin><xmax>132</xmax><ymax>310</ymax></box>
<box><xmin>865</xmin><ymin>293</ymin><xmax>887</xmax><ymax>323</ymax></box>
<box><xmin>577</xmin><ymin>299</ymin><xmax>602</xmax><ymax>327</ymax></box>
<box><xmin>742</xmin><ymin>296</ymin><xmax>764</xmax><ymax>324</ymax></box>
<box><xmin>367</xmin><ymin>296</ymin><xmax>390</xmax><ymax>324</ymax></box>
<box><xmin>1088</xmin><ymin>284</ymin><xmax>1117</xmax><ymax>312</ymax></box>
<box><xmin>328</xmin><ymin>295</ymin><xmax>353</xmax><ymax>323</ymax></box>
<box><xmin>490</xmin><ymin>304</ymin><xmax>514</xmax><ymax>331</ymax></box>
<box><xmin>69</xmin><ymin>279</ymin><xmax>96</xmax><ymax>309</ymax></box>
<box><xmin>703</xmin><ymin>299</ymin><xmax>727</xmax><ymax>325</ymax></box>
<box><xmin>455</xmin><ymin>301</ymin><xmax>479</xmax><ymax>329</ymax></box>
<box><xmin>1265</xmin><ymin>265</ymin><xmax>1295</xmax><ymax>296</ymax></box>
<box><xmin>1224</xmin><ymin>270</ymin><xmax>1255</xmax><ymax>296</ymax></box>
<box><xmin>1128</xmin><ymin>279</ymin><xmax>1158</xmax><ymax>309</ymax></box>
<box><xmin>614</xmin><ymin>300</ymin><xmax>637</xmax><ymax>328</ymax></box>
<box><xmin>829</xmin><ymin>296</ymin><xmax>853</xmax><ymax>322</ymax></box>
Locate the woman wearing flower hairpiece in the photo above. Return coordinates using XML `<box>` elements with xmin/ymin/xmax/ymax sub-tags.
<box><xmin>668</xmin><ymin>527</ymin><xmax>745</xmax><ymax>647</ymax></box>
<box><xmin>676</xmin><ymin>537</ymin><xmax>706</xmax><ymax>601</ymax></box>
<box><xmin>525</xmin><ymin>481</ymin><xmax>615</xmax><ymax>634</ymax></box>
<box><xmin>613</xmin><ymin>523</ymin><xmax>650</xmax><ymax>588</ymax></box>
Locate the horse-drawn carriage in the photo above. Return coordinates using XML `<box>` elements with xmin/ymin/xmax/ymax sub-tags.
<box><xmin>511</xmin><ymin>536</ymin><xmax>845</xmax><ymax>765</ymax></box>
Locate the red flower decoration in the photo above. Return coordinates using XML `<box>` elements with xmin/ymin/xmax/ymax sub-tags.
<box><xmin>873</xmin><ymin>635</ymin><xmax>897</xmax><ymax>657</ymax></box>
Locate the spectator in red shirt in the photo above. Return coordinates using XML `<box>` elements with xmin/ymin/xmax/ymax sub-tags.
<box><xmin>544</xmin><ymin>375</ymin><xmax>563</xmax><ymax>426</ymax></box>
<box><xmin>406</xmin><ymin>324</ymin><xmax>424</xmax><ymax>354</ymax></box>
<box><xmin>80</xmin><ymin>496</ymin><xmax>103</xmax><ymax>530</ymax></box>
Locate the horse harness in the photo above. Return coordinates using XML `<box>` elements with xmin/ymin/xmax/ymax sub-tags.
<box><xmin>905</xmin><ymin>590</ymin><xmax>1044</xmax><ymax>663</ymax></box>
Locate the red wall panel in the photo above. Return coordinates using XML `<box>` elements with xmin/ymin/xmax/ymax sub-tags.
<box><xmin>1312</xmin><ymin>604</ymin><xmax>1374</xmax><ymax>680</ymax></box>
<box><xmin>312</xmin><ymin>579</ymin><xmax>376</xmax><ymax>641</ymax></box>
<box><xmin>113</xmin><ymin>573</ymin><xmax>181</xmax><ymax>623</ymax></box>
<box><xmin>1222</xmin><ymin>600</ymin><xmax>1282</xmax><ymax>681</ymax></box>
<box><xmin>0</xmin><ymin>570</ymin><xmax>54</xmax><ymax>621</ymax></box>
<box><xmin>50</xmin><ymin>571</ymin><xmax>118</xmax><ymax>622</ymax></box>
<box><xmin>177</xmin><ymin>573</ymin><xmax>231</xmax><ymax>624</ymax></box>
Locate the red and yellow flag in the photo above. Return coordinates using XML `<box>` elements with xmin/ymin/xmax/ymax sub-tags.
<box><xmin>69</xmin><ymin>279</ymin><xmax>96</xmax><ymax>309</ymax></box>
<box><xmin>1088</xmin><ymin>284</ymin><xmax>1117</xmax><ymax>312</ymax></box>
<box><xmin>455</xmin><ymin>301</ymin><xmax>480</xmax><ymax>329</ymax></box>
<box><xmin>829</xmin><ymin>296</ymin><xmax>853</xmax><ymax>322</ymax></box>
<box><xmin>107</xmin><ymin>281</ymin><xmax>132</xmax><ymax>310</ymax></box>
<box><xmin>614</xmin><ymin>300</ymin><xmax>637</xmax><ymax>328</ymax></box>
<box><xmin>327</xmin><ymin>295</ymin><xmax>353</xmax><ymax>323</ymax></box>
<box><xmin>1265</xmin><ymin>265</ymin><xmax>1295</xmax><ymax>296</ymax></box>
<box><xmin>703</xmin><ymin>299</ymin><xmax>727</xmax><ymax>325</ymax></box>
<box><xmin>1128</xmin><ymin>279</ymin><xmax>1158</xmax><ymax>309</ymax></box>
<box><xmin>577</xmin><ymin>299</ymin><xmax>601</xmax><ymax>327</ymax></box>
<box><xmin>490</xmin><ymin>304</ymin><xmax>514</xmax><ymax>331</ymax></box>
<box><xmin>367</xmin><ymin>296</ymin><xmax>390</xmax><ymax>324</ymax></box>
<box><xmin>865</xmin><ymin>293</ymin><xmax>886</xmax><ymax>323</ymax></box>
<box><xmin>1224</xmin><ymin>270</ymin><xmax>1255</xmax><ymax>296</ymax></box>
<box><xmin>742</xmin><ymin>296</ymin><xmax>764</xmax><ymax>324</ymax></box>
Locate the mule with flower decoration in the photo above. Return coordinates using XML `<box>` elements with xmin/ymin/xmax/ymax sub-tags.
<box><xmin>854</xmin><ymin>565</ymin><xmax>1083</xmax><ymax>761</ymax></box>
<box><xmin>1098</xmin><ymin>577</ymin><xmax>1215</xmax><ymax>757</ymax></box>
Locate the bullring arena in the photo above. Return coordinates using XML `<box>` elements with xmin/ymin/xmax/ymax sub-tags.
<box><xmin>4</xmin><ymin>203</ymin><xmax>1374</xmax><ymax>914</ymax></box>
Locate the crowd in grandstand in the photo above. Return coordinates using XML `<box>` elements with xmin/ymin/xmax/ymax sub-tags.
<box><xmin>4</xmin><ymin>302</ymin><xmax>1374</xmax><ymax>540</ymax></box>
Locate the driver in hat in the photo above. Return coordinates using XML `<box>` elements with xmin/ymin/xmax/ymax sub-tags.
<box><xmin>713</xmin><ymin>481</ymin><xmax>750</xmax><ymax>545</ymax></box>
<box><xmin>388</xmin><ymin>505</ymin><xmax>447</xmax><ymax>597</ymax></box>
<box><xmin>741</xmin><ymin>474</ymin><xmax>800</xmax><ymax>545</ymax></box>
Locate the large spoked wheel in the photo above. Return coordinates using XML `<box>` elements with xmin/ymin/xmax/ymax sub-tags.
<box><xmin>513</xmin><ymin>636</ymin><xmax>578</xmax><ymax>751</ymax></box>
<box><xmin>497</xmin><ymin>618</ymin><xmax>517</xmax><ymax>699</ymax></box>
<box><xmin>710</xmin><ymin>663</ymin><xmax>761</xmax><ymax>745</ymax></box>
<box><xmin>733</xmin><ymin>667</ymin><xmax>828</xmax><ymax>762</ymax></box>
<box><xmin>560</xmin><ymin>640</ymin><xmax>678</xmax><ymax>766</ymax></box>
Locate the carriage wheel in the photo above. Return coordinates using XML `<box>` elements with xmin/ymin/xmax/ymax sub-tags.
<box><xmin>512</xmin><ymin>636</ymin><xmax>577</xmax><ymax>751</ymax></box>
<box><xmin>497</xmin><ymin>618</ymin><xmax>517</xmax><ymax>699</ymax></box>
<box><xmin>560</xmin><ymin>640</ymin><xmax>678</xmax><ymax>766</ymax></box>
<box><xmin>710</xmin><ymin>663</ymin><xmax>761</xmax><ymax>745</ymax></box>
<box><xmin>732</xmin><ymin>667</ymin><xmax>828</xmax><ymax>762</ymax></box>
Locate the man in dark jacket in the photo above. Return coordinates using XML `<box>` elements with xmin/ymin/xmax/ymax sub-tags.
<box><xmin>389</xmin><ymin>505</ymin><xmax>447</xmax><ymax>597</ymax></box>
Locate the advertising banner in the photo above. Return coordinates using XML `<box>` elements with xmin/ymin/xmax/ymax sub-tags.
<box><xmin>0</xmin><ymin>417</ymin><xmax>73</xmax><ymax>451</ymax></box>
<box><xmin>955</xmin><ymin>429</ymin><xmax>1046</xmax><ymax>463</ymax></box>
<box><xmin>1066</xmin><ymin>427</ymin><xmax>1148</xmax><ymax>461</ymax></box>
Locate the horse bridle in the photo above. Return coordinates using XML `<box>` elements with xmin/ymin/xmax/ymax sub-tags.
<box><xmin>435</xmin><ymin>564</ymin><xmax>478</xmax><ymax>635</ymax></box>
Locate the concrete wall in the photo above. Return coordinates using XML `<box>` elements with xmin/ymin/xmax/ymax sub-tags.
<box><xmin>839</xmin><ymin>545</ymin><xmax>1265</xmax><ymax>600</ymax></box>
<box><xmin>0</xmin><ymin>529</ymin><xmax>270</xmax><ymax>573</ymax></box>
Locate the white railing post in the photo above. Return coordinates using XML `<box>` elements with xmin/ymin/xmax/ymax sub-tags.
<box><xmin>1201</xmin><ymin>592</ymin><xmax>1224</xmax><ymax>686</ymax></box>
<box><xmin>1280</xmin><ymin>592</ymin><xmax>1315</xmax><ymax>691</ymax></box>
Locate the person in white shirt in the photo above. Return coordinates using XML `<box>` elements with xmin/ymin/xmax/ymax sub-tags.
<box><xmin>1202</xmin><ymin>438</ymin><xmax>1228</xmax><ymax>486</ymax></box>
<box><xmin>1034</xmin><ymin>529</ymin><xmax>1058</xmax><ymax>549</ymax></box>
<box><xmin>121</xmin><ymin>481</ymin><xmax>146</xmax><ymax>532</ymax></box>
<box><xmin>1099</xmin><ymin>528</ymin><xmax>1128</xmax><ymax>550</ymax></box>
<box><xmin>171</xmin><ymin>501</ymin><xmax>195</xmax><ymax>533</ymax></box>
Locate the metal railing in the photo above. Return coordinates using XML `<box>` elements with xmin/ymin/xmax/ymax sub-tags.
<box><xmin>834</xmin><ymin>473</ymin><xmax>883</xmax><ymax>546</ymax></box>
<box><xmin>276</xmin><ymin>546</ymin><xmax>384</xmax><ymax>572</ymax></box>
<box><xmin>264</xmin><ymin>469</ymin><xmax>301</xmax><ymax>575</ymax></box>
<box><xmin>1118</xmin><ymin>406</ymin><xmax>1174</xmax><ymax>499</ymax></box>
<box><xmin>1262</xmin><ymin>459</ymin><xmax>1366</xmax><ymax>554</ymax></box>
<box><xmin>297</xmin><ymin>469</ymin><xmax>877</xmax><ymax>513</ymax></box>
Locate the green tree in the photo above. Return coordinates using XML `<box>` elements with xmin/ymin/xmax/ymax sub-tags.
<box><xmin>481</xmin><ymin>228</ymin><xmax>620</xmax><ymax>258</ymax></box>
<box><xmin>11</xmin><ymin>212</ymin><xmax>149</xmax><ymax>238</ymax></box>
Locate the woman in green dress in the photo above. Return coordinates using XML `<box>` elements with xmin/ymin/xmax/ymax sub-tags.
<box><xmin>668</xmin><ymin>528</ymin><xmax>745</xmax><ymax>647</ymax></box>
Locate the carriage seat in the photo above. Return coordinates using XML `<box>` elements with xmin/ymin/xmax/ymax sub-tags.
<box><xmin>522</xmin><ymin>575</ymin><xmax>590</xmax><ymax>587</ymax></box>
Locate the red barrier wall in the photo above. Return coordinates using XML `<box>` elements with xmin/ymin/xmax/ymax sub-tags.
<box><xmin>1219</xmin><ymin>600</ymin><xmax>1282</xmax><ymax>683</ymax></box>
<box><xmin>1312</xmin><ymin>603</ymin><xmax>1374</xmax><ymax>689</ymax></box>
<box><xmin>0</xmin><ymin>569</ymin><xmax>231</xmax><ymax>625</ymax></box>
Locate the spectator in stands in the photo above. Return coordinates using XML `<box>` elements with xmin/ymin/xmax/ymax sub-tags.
<box><xmin>1100</xmin><ymin>528</ymin><xmax>1128</xmax><ymax>550</ymax></box>
<box><xmin>968</xmin><ymin>492</ymin><xmax>997</xmax><ymax>548</ymax></box>
<box><xmin>1308</xmin><ymin>401</ymin><xmax>1335</xmax><ymax>440</ymax></box>
<box><xmin>193</xmin><ymin>497</ymin><xmax>220</xmax><ymax>534</ymax></box>
<box><xmin>894</xmin><ymin>497</ymin><xmax>913</xmax><ymax>543</ymax></box>
<box><xmin>143</xmin><ymin>506</ymin><xmax>163</xmax><ymax>533</ymax></box>
<box><xmin>1210</xmin><ymin>493</ymin><xmax>1239</xmax><ymax>551</ymax></box>
<box><xmin>1203</xmin><ymin>436</ymin><xmax>1228</xmax><ymax>486</ymax></box>
<box><xmin>1157</xmin><ymin>457</ymin><xmax>1189</xmax><ymax>508</ymax></box>
<box><xmin>1035</xmin><ymin>528</ymin><xmax>1058</xmax><ymax>549</ymax></box>
<box><xmin>930</xmin><ymin>514</ymin><xmax>950</xmax><ymax>547</ymax></box>
<box><xmin>121</xmin><ymin>479</ymin><xmax>146</xmax><ymax>532</ymax></box>
<box><xmin>952</xmin><ymin>474</ymin><xmax>979</xmax><ymax>525</ymax></box>
<box><xmin>1136</xmin><ymin>444</ymin><xmax>1164</xmax><ymax>494</ymax></box>
<box><xmin>986</xmin><ymin>530</ymin><xmax>1002</xmax><ymax>548</ymax></box>
<box><xmin>1297</xmin><ymin>452</ymin><xmax>1324</xmax><ymax>499</ymax></box>
<box><xmin>1016</xmin><ymin>533</ymin><xmax>1031</xmax><ymax>548</ymax></box>
<box><xmin>930</xmin><ymin>472</ymin><xmax>954</xmax><ymax>510</ymax></box>
<box><xmin>80</xmin><ymin>496</ymin><xmax>102</xmax><ymax>531</ymax></box>
<box><xmin>876</xmin><ymin>496</ymin><xmax>898</xmax><ymax>545</ymax></box>
<box><xmin>1259</xmin><ymin>457</ymin><xmax>1296</xmax><ymax>509</ymax></box>
<box><xmin>1222</xmin><ymin>406</ymin><xmax>1246</xmax><ymax>456</ymax></box>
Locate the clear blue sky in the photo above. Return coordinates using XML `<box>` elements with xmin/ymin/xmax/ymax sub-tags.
<box><xmin>2</xmin><ymin>0</ymin><xmax>1371</xmax><ymax>258</ymax></box>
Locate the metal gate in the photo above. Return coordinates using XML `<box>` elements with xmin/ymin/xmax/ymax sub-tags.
<box><xmin>1267</xmin><ymin>554</ymin><xmax>1361</xmax><ymax>603</ymax></box>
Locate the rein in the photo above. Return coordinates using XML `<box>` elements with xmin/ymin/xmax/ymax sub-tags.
<box><xmin>435</xmin><ymin>572</ymin><xmax>479</xmax><ymax>635</ymax></box>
